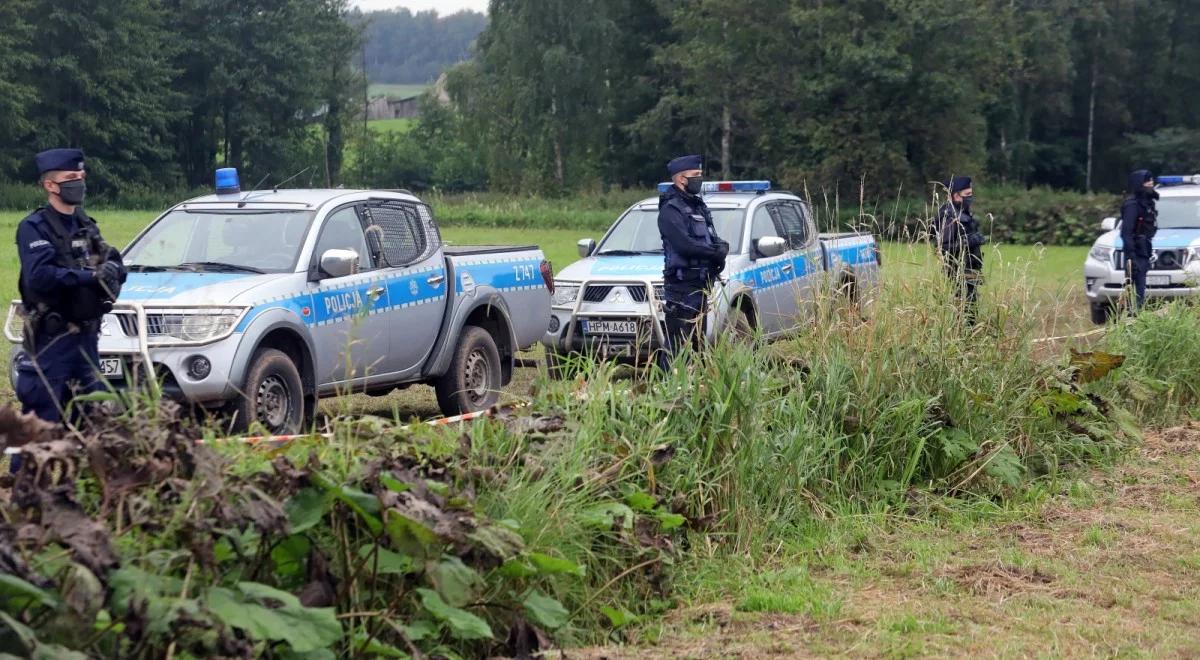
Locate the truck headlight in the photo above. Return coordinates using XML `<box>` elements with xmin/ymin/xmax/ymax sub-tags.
<box><xmin>551</xmin><ymin>284</ymin><xmax>580</xmax><ymax>306</ymax></box>
<box><xmin>1089</xmin><ymin>246</ymin><xmax>1112</xmax><ymax>262</ymax></box>
<box><xmin>145</xmin><ymin>308</ymin><xmax>247</xmax><ymax>343</ymax></box>
<box><xmin>1187</xmin><ymin>247</ymin><xmax>1200</xmax><ymax>266</ymax></box>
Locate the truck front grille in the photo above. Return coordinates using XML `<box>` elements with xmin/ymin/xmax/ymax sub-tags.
<box><xmin>1115</xmin><ymin>248</ymin><xmax>1188</xmax><ymax>270</ymax></box>
<box><xmin>583</xmin><ymin>284</ymin><xmax>651</xmax><ymax>303</ymax></box>
<box><xmin>115</xmin><ymin>313</ymin><xmax>169</xmax><ymax>337</ymax></box>
<box><xmin>583</xmin><ymin>285</ymin><xmax>612</xmax><ymax>302</ymax></box>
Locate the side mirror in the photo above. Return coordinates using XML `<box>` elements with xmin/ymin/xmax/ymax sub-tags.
<box><xmin>1100</xmin><ymin>217</ymin><xmax>1116</xmax><ymax>232</ymax></box>
<box><xmin>754</xmin><ymin>236</ymin><xmax>787</xmax><ymax>259</ymax></box>
<box><xmin>577</xmin><ymin>238</ymin><xmax>596</xmax><ymax>258</ymax></box>
<box><xmin>319</xmin><ymin>248</ymin><xmax>359</xmax><ymax>278</ymax></box>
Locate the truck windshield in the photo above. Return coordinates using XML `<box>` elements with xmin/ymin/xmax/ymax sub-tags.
<box><xmin>1155</xmin><ymin>197</ymin><xmax>1200</xmax><ymax>229</ymax></box>
<box><xmin>597</xmin><ymin>208</ymin><xmax>745</xmax><ymax>255</ymax></box>
<box><xmin>124</xmin><ymin>209</ymin><xmax>315</xmax><ymax>274</ymax></box>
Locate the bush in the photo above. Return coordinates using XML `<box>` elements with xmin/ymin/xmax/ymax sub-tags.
<box><xmin>810</xmin><ymin>184</ymin><xmax>1121</xmax><ymax>246</ymax></box>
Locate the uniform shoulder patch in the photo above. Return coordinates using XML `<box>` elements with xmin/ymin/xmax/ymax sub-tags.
<box><xmin>27</xmin><ymin>239</ymin><xmax>51</xmax><ymax>249</ymax></box>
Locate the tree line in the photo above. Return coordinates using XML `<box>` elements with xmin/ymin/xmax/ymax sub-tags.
<box><xmin>0</xmin><ymin>0</ymin><xmax>358</xmax><ymax>198</ymax></box>
<box><xmin>3</xmin><ymin>0</ymin><xmax>1200</xmax><ymax>202</ymax></box>
<box><xmin>362</xmin><ymin>9</ymin><xmax>486</xmax><ymax>85</ymax></box>
<box><xmin>434</xmin><ymin>0</ymin><xmax>1200</xmax><ymax>196</ymax></box>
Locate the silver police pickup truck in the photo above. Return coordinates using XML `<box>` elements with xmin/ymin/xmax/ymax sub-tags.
<box><xmin>542</xmin><ymin>181</ymin><xmax>880</xmax><ymax>366</ymax></box>
<box><xmin>1084</xmin><ymin>174</ymin><xmax>1200</xmax><ymax>323</ymax></box>
<box><xmin>7</xmin><ymin>175</ymin><xmax>553</xmax><ymax>433</ymax></box>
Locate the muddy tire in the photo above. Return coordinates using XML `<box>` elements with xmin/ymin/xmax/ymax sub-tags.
<box><xmin>1090</xmin><ymin>303</ymin><xmax>1111</xmax><ymax>325</ymax></box>
<box><xmin>233</xmin><ymin>348</ymin><xmax>304</xmax><ymax>435</ymax></box>
<box><xmin>435</xmin><ymin>326</ymin><xmax>501</xmax><ymax>416</ymax></box>
<box><xmin>730</xmin><ymin>305</ymin><xmax>754</xmax><ymax>342</ymax></box>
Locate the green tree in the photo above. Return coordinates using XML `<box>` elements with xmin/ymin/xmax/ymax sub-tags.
<box><xmin>18</xmin><ymin>0</ymin><xmax>182</xmax><ymax>195</ymax></box>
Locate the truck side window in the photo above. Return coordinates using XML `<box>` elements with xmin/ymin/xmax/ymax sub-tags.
<box><xmin>773</xmin><ymin>203</ymin><xmax>809</xmax><ymax>249</ymax></box>
<box><xmin>363</xmin><ymin>202</ymin><xmax>434</xmax><ymax>268</ymax></box>
<box><xmin>315</xmin><ymin>206</ymin><xmax>375</xmax><ymax>272</ymax></box>
<box><xmin>750</xmin><ymin>204</ymin><xmax>781</xmax><ymax>243</ymax></box>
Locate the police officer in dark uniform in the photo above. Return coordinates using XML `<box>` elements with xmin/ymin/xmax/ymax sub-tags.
<box><xmin>14</xmin><ymin>148</ymin><xmax>126</xmax><ymax>430</ymax></box>
<box><xmin>936</xmin><ymin>175</ymin><xmax>986</xmax><ymax>323</ymax></box>
<box><xmin>1120</xmin><ymin>169</ymin><xmax>1158</xmax><ymax>312</ymax></box>
<box><xmin>657</xmin><ymin>155</ymin><xmax>729</xmax><ymax>370</ymax></box>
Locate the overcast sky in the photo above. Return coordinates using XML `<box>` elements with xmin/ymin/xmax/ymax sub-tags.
<box><xmin>352</xmin><ymin>0</ymin><xmax>488</xmax><ymax>14</ymax></box>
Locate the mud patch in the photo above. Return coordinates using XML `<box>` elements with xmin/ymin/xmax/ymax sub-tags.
<box><xmin>945</xmin><ymin>561</ymin><xmax>1054</xmax><ymax>600</ymax></box>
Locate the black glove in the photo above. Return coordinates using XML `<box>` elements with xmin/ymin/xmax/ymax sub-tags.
<box><xmin>967</xmin><ymin>231</ymin><xmax>988</xmax><ymax>247</ymax></box>
<box><xmin>98</xmin><ymin>261</ymin><xmax>123</xmax><ymax>299</ymax></box>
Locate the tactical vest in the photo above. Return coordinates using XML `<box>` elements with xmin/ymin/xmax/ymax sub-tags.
<box><xmin>662</xmin><ymin>192</ymin><xmax>717</xmax><ymax>279</ymax></box>
<box><xmin>1121</xmin><ymin>197</ymin><xmax>1157</xmax><ymax>258</ymax></box>
<box><xmin>18</xmin><ymin>208</ymin><xmax>113</xmax><ymax>324</ymax></box>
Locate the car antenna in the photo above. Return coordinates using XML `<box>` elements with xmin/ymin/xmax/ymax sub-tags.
<box><xmin>242</xmin><ymin>173</ymin><xmax>272</xmax><ymax>199</ymax></box>
<box><xmin>273</xmin><ymin>166</ymin><xmax>312</xmax><ymax>192</ymax></box>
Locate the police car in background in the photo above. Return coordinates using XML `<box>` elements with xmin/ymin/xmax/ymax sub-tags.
<box><xmin>1085</xmin><ymin>174</ymin><xmax>1200</xmax><ymax>324</ymax></box>
<box><xmin>6</xmin><ymin>169</ymin><xmax>553</xmax><ymax>433</ymax></box>
<box><xmin>542</xmin><ymin>180</ymin><xmax>880</xmax><ymax>367</ymax></box>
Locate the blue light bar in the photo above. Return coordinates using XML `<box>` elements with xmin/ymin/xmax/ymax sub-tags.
<box><xmin>1156</xmin><ymin>174</ymin><xmax>1200</xmax><ymax>186</ymax></box>
<box><xmin>656</xmin><ymin>180</ymin><xmax>772</xmax><ymax>194</ymax></box>
<box><xmin>215</xmin><ymin>167</ymin><xmax>241</xmax><ymax>194</ymax></box>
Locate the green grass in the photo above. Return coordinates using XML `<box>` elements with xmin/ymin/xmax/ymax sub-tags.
<box><xmin>368</xmin><ymin>83</ymin><xmax>430</xmax><ymax>99</ymax></box>
<box><xmin>368</xmin><ymin>117</ymin><xmax>415</xmax><ymax>133</ymax></box>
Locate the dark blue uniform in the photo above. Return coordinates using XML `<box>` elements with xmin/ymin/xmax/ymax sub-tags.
<box><xmin>657</xmin><ymin>184</ymin><xmax>728</xmax><ymax>367</ymax></box>
<box><xmin>936</xmin><ymin>176</ymin><xmax>986</xmax><ymax>323</ymax></box>
<box><xmin>13</xmin><ymin>150</ymin><xmax>125</xmax><ymax>441</ymax></box>
<box><xmin>16</xmin><ymin>206</ymin><xmax>124</xmax><ymax>423</ymax></box>
<box><xmin>1120</xmin><ymin>169</ymin><xmax>1158</xmax><ymax>312</ymax></box>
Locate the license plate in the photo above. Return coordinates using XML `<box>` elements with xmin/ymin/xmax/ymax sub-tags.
<box><xmin>99</xmin><ymin>357</ymin><xmax>123</xmax><ymax>378</ymax></box>
<box><xmin>583</xmin><ymin>319</ymin><xmax>638</xmax><ymax>335</ymax></box>
<box><xmin>1147</xmin><ymin>275</ymin><xmax>1171</xmax><ymax>287</ymax></box>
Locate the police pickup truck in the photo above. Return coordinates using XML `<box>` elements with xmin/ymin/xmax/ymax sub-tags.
<box><xmin>1085</xmin><ymin>174</ymin><xmax>1200</xmax><ymax>324</ymax></box>
<box><xmin>542</xmin><ymin>180</ymin><xmax>880</xmax><ymax>366</ymax></box>
<box><xmin>6</xmin><ymin>170</ymin><xmax>553</xmax><ymax>433</ymax></box>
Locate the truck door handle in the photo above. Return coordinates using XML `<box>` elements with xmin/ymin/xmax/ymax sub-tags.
<box><xmin>427</xmin><ymin>275</ymin><xmax>445</xmax><ymax>286</ymax></box>
<box><xmin>781</xmin><ymin>264</ymin><xmax>793</xmax><ymax>273</ymax></box>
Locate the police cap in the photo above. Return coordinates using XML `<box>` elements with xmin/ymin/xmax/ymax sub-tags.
<box><xmin>667</xmin><ymin>155</ymin><xmax>703</xmax><ymax>176</ymax></box>
<box><xmin>35</xmin><ymin>148</ymin><xmax>85</xmax><ymax>177</ymax></box>
<box><xmin>946</xmin><ymin>175</ymin><xmax>972</xmax><ymax>193</ymax></box>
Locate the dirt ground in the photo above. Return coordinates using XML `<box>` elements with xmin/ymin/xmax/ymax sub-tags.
<box><xmin>564</xmin><ymin>422</ymin><xmax>1200</xmax><ymax>659</ymax></box>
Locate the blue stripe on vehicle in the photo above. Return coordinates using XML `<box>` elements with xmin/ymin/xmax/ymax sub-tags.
<box><xmin>454</xmin><ymin>259</ymin><xmax>546</xmax><ymax>294</ymax></box>
<box><xmin>234</xmin><ymin>267</ymin><xmax>449</xmax><ymax>332</ymax></box>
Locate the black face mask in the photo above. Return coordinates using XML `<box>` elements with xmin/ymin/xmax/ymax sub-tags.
<box><xmin>959</xmin><ymin>196</ymin><xmax>973</xmax><ymax>212</ymax></box>
<box><xmin>56</xmin><ymin>179</ymin><xmax>86</xmax><ymax>206</ymax></box>
<box><xmin>684</xmin><ymin>175</ymin><xmax>703</xmax><ymax>195</ymax></box>
<box><xmin>1138</xmin><ymin>186</ymin><xmax>1159</xmax><ymax>201</ymax></box>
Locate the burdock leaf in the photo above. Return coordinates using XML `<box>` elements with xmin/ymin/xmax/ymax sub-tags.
<box><xmin>1069</xmin><ymin>349</ymin><xmax>1125</xmax><ymax>383</ymax></box>
<box><xmin>416</xmin><ymin>588</ymin><xmax>493</xmax><ymax>641</ymax></box>
<box><xmin>523</xmin><ymin>590</ymin><xmax>569</xmax><ymax>629</ymax></box>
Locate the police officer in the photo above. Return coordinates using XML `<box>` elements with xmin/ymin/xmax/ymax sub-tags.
<box><xmin>14</xmin><ymin>148</ymin><xmax>126</xmax><ymax>429</ymax></box>
<box><xmin>1120</xmin><ymin>169</ymin><xmax>1158</xmax><ymax>313</ymax></box>
<box><xmin>657</xmin><ymin>155</ymin><xmax>729</xmax><ymax>370</ymax></box>
<box><xmin>936</xmin><ymin>175</ymin><xmax>986</xmax><ymax>323</ymax></box>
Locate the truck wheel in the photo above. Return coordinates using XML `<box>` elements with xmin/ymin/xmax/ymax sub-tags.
<box><xmin>233</xmin><ymin>348</ymin><xmax>304</xmax><ymax>435</ymax></box>
<box><xmin>435</xmin><ymin>326</ymin><xmax>501</xmax><ymax>416</ymax></box>
<box><xmin>1090</xmin><ymin>303</ymin><xmax>1111</xmax><ymax>325</ymax></box>
<box><xmin>730</xmin><ymin>305</ymin><xmax>754</xmax><ymax>342</ymax></box>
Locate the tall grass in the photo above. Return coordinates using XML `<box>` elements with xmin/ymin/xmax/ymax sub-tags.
<box><xmin>463</xmin><ymin>256</ymin><xmax>1160</xmax><ymax>631</ymax></box>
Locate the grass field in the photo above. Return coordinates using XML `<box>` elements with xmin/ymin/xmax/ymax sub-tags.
<box><xmin>573</xmin><ymin>424</ymin><xmax>1200</xmax><ymax>658</ymax></box>
<box><xmin>0</xmin><ymin>209</ymin><xmax>1091</xmax><ymax>416</ymax></box>
<box><xmin>367</xmin><ymin>83</ymin><xmax>430</xmax><ymax>99</ymax></box>
<box><xmin>368</xmin><ymin>117</ymin><xmax>415</xmax><ymax>133</ymax></box>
